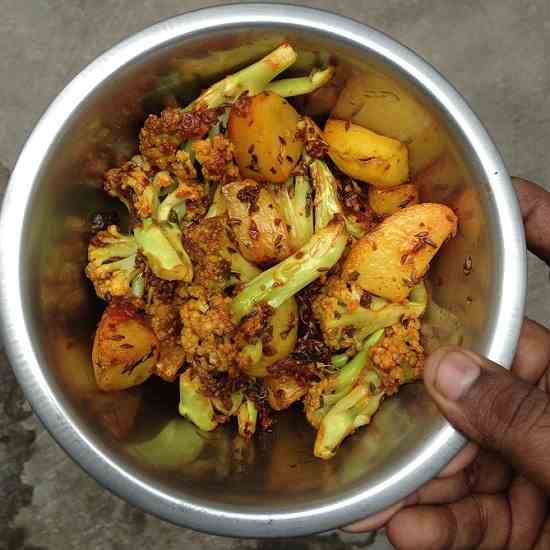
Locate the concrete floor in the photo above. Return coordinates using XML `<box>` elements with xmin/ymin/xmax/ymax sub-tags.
<box><xmin>1</xmin><ymin>1</ymin><xmax>549</xmax><ymax>548</ymax></box>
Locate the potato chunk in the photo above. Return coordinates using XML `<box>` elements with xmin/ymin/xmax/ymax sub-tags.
<box><xmin>92</xmin><ymin>303</ymin><xmax>159</xmax><ymax>391</ymax></box>
<box><xmin>223</xmin><ymin>179</ymin><xmax>291</xmax><ymax>265</ymax></box>
<box><xmin>228</xmin><ymin>91</ymin><xmax>303</xmax><ymax>183</ymax></box>
<box><xmin>368</xmin><ymin>183</ymin><xmax>419</xmax><ymax>217</ymax></box>
<box><xmin>343</xmin><ymin>204</ymin><xmax>458</xmax><ymax>302</ymax></box>
<box><xmin>324</xmin><ymin>119</ymin><xmax>409</xmax><ymax>188</ymax></box>
<box><xmin>331</xmin><ymin>72</ymin><xmax>446</xmax><ymax>174</ymax></box>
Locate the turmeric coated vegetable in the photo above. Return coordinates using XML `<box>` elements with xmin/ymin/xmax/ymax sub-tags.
<box><xmin>228</xmin><ymin>91</ymin><xmax>304</xmax><ymax>183</ymax></box>
<box><xmin>324</xmin><ymin>119</ymin><xmax>409</xmax><ymax>187</ymax></box>
<box><xmin>368</xmin><ymin>183</ymin><xmax>419</xmax><ymax>217</ymax></box>
<box><xmin>178</xmin><ymin>369</ymin><xmax>218</xmax><ymax>431</ymax></box>
<box><xmin>304</xmin><ymin>330</ymin><xmax>384</xmax><ymax>430</ymax></box>
<box><xmin>237</xmin><ymin>398</ymin><xmax>258</xmax><ymax>439</ymax></box>
<box><xmin>266</xmin><ymin>375</ymin><xmax>307</xmax><ymax>410</ymax></box>
<box><xmin>222</xmin><ymin>179</ymin><xmax>291</xmax><ymax>265</ymax></box>
<box><xmin>231</xmin><ymin>221</ymin><xmax>348</xmax><ymax>322</ymax></box>
<box><xmin>241</xmin><ymin>297</ymin><xmax>299</xmax><ymax>377</ymax></box>
<box><xmin>92</xmin><ymin>303</ymin><xmax>159</xmax><ymax>391</ymax></box>
<box><xmin>265</xmin><ymin>66</ymin><xmax>335</xmax><ymax>97</ymax></box>
<box><xmin>185</xmin><ymin>43</ymin><xmax>298</xmax><ymax>111</ymax></box>
<box><xmin>276</xmin><ymin>175</ymin><xmax>314</xmax><ymax>252</ymax></box>
<box><xmin>313</xmin><ymin>280</ymin><xmax>427</xmax><ymax>352</ymax></box>
<box><xmin>343</xmin><ymin>204</ymin><xmax>458</xmax><ymax>302</ymax></box>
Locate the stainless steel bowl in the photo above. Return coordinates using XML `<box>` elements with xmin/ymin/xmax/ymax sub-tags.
<box><xmin>0</xmin><ymin>4</ymin><xmax>526</xmax><ymax>538</ymax></box>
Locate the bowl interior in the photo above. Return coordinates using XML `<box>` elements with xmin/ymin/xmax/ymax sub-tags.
<box><xmin>9</xmin><ymin>14</ymin><xmax>512</xmax><ymax>534</ymax></box>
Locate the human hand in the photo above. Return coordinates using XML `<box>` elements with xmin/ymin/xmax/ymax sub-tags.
<box><xmin>345</xmin><ymin>178</ymin><xmax>550</xmax><ymax>548</ymax></box>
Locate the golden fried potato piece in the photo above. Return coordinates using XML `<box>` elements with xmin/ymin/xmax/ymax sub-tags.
<box><xmin>228</xmin><ymin>91</ymin><xmax>303</xmax><ymax>183</ymax></box>
<box><xmin>223</xmin><ymin>179</ymin><xmax>291</xmax><ymax>265</ymax></box>
<box><xmin>324</xmin><ymin>119</ymin><xmax>409</xmax><ymax>188</ymax></box>
<box><xmin>331</xmin><ymin>72</ymin><xmax>446</xmax><ymax>175</ymax></box>
<box><xmin>343</xmin><ymin>203</ymin><xmax>458</xmax><ymax>302</ymax></box>
<box><xmin>368</xmin><ymin>183</ymin><xmax>419</xmax><ymax>217</ymax></box>
<box><xmin>92</xmin><ymin>303</ymin><xmax>159</xmax><ymax>391</ymax></box>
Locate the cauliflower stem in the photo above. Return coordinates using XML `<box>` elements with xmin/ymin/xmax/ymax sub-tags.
<box><xmin>265</xmin><ymin>66</ymin><xmax>335</xmax><ymax>97</ymax></box>
<box><xmin>185</xmin><ymin>43</ymin><xmax>298</xmax><ymax>111</ymax></box>
<box><xmin>231</xmin><ymin>221</ymin><xmax>348</xmax><ymax>322</ymax></box>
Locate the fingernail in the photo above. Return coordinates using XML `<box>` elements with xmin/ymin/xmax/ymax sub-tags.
<box><xmin>434</xmin><ymin>351</ymin><xmax>481</xmax><ymax>401</ymax></box>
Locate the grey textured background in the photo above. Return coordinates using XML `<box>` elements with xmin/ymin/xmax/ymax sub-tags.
<box><xmin>1</xmin><ymin>1</ymin><xmax>549</xmax><ymax>549</ymax></box>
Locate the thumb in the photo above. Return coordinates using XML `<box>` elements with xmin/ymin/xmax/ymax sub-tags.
<box><xmin>424</xmin><ymin>346</ymin><xmax>550</xmax><ymax>493</ymax></box>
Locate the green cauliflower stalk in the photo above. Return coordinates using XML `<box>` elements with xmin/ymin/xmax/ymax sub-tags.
<box><xmin>178</xmin><ymin>369</ymin><xmax>217</xmax><ymax>431</ymax></box>
<box><xmin>310</xmin><ymin>159</ymin><xmax>342</xmax><ymax>231</ymax></box>
<box><xmin>277</xmin><ymin>175</ymin><xmax>314</xmax><ymax>252</ymax></box>
<box><xmin>131</xmin><ymin>171</ymin><xmax>195</xmax><ymax>282</ymax></box>
<box><xmin>304</xmin><ymin>329</ymin><xmax>384</xmax><ymax>429</ymax></box>
<box><xmin>128</xmin><ymin>419</ymin><xmax>205</xmax><ymax>469</ymax></box>
<box><xmin>309</xmin><ymin>158</ymin><xmax>367</xmax><ymax>239</ymax></box>
<box><xmin>237</xmin><ymin>398</ymin><xmax>258</xmax><ymax>439</ymax></box>
<box><xmin>313</xmin><ymin>277</ymin><xmax>428</xmax><ymax>352</ymax></box>
<box><xmin>231</xmin><ymin>221</ymin><xmax>348</xmax><ymax>322</ymax></box>
<box><xmin>265</xmin><ymin>66</ymin><xmax>335</xmax><ymax>97</ymax></box>
<box><xmin>314</xmin><ymin>377</ymin><xmax>384</xmax><ymax>460</ymax></box>
<box><xmin>212</xmin><ymin>392</ymin><xmax>243</xmax><ymax>416</ymax></box>
<box><xmin>134</xmin><ymin>219</ymin><xmax>193</xmax><ymax>282</ymax></box>
<box><xmin>206</xmin><ymin>186</ymin><xmax>227</xmax><ymax>218</ymax></box>
<box><xmin>185</xmin><ymin>43</ymin><xmax>298</xmax><ymax>111</ymax></box>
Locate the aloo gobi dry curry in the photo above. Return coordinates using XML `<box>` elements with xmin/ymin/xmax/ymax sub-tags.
<box><xmin>86</xmin><ymin>44</ymin><xmax>457</xmax><ymax>459</ymax></box>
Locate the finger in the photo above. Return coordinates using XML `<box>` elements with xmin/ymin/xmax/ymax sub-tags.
<box><xmin>512</xmin><ymin>176</ymin><xmax>550</xmax><ymax>265</ymax></box>
<box><xmin>387</xmin><ymin>495</ymin><xmax>511</xmax><ymax>550</ymax></box>
<box><xmin>535</xmin><ymin>518</ymin><xmax>550</xmax><ymax>550</ymax></box>
<box><xmin>415</xmin><ymin>450</ymin><xmax>511</xmax><ymax>504</ymax></box>
<box><xmin>512</xmin><ymin>318</ymin><xmax>550</xmax><ymax>385</ymax></box>
<box><xmin>345</xmin><ymin>448</ymin><xmax>513</xmax><ymax>534</ymax></box>
<box><xmin>437</xmin><ymin>442</ymin><xmax>478</xmax><ymax>478</ymax></box>
<box><xmin>465</xmin><ymin>450</ymin><xmax>512</xmax><ymax>494</ymax></box>
<box><xmin>424</xmin><ymin>346</ymin><xmax>550</xmax><ymax>492</ymax></box>
<box><xmin>342</xmin><ymin>499</ymin><xmax>407</xmax><ymax>533</ymax></box>
<box><xmin>507</xmin><ymin>476</ymin><xmax>548</xmax><ymax>550</ymax></box>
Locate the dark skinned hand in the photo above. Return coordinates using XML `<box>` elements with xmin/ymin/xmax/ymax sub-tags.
<box><xmin>344</xmin><ymin>177</ymin><xmax>550</xmax><ymax>549</ymax></box>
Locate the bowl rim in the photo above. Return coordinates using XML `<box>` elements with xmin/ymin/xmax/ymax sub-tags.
<box><xmin>0</xmin><ymin>2</ymin><xmax>526</xmax><ymax>538</ymax></box>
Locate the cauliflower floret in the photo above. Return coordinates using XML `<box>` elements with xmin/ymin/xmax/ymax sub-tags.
<box><xmin>85</xmin><ymin>225</ymin><xmax>145</xmax><ymax>305</ymax></box>
<box><xmin>312</xmin><ymin>271</ymin><xmax>427</xmax><ymax>353</ymax></box>
<box><xmin>104</xmin><ymin>155</ymin><xmax>155</xmax><ymax>219</ymax></box>
<box><xmin>166</xmin><ymin>149</ymin><xmax>197</xmax><ymax>183</ymax></box>
<box><xmin>369</xmin><ymin>319</ymin><xmax>425</xmax><ymax>395</ymax></box>
<box><xmin>193</xmin><ymin>135</ymin><xmax>239</xmax><ymax>183</ymax></box>
<box><xmin>144</xmin><ymin>281</ymin><xmax>187</xmax><ymax>382</ymax></box>
<box><xmin>139</xmin><ymin>106</ymin><xmax>224</xmax><ymax>170</ymax></box>
<box><xmin>183</xmin><ymin>216</ymin><xmax>234</xmax><ymax>290</ymax></box>
<box><xmin>179</xmin><ymin>285</ymin><xmax>238</xmax><ymax>373</ymax></box>
<box><xmin>183</xmin><ymin>215</ymin><xmax>260</xmax><ymax>291</ymax></box>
